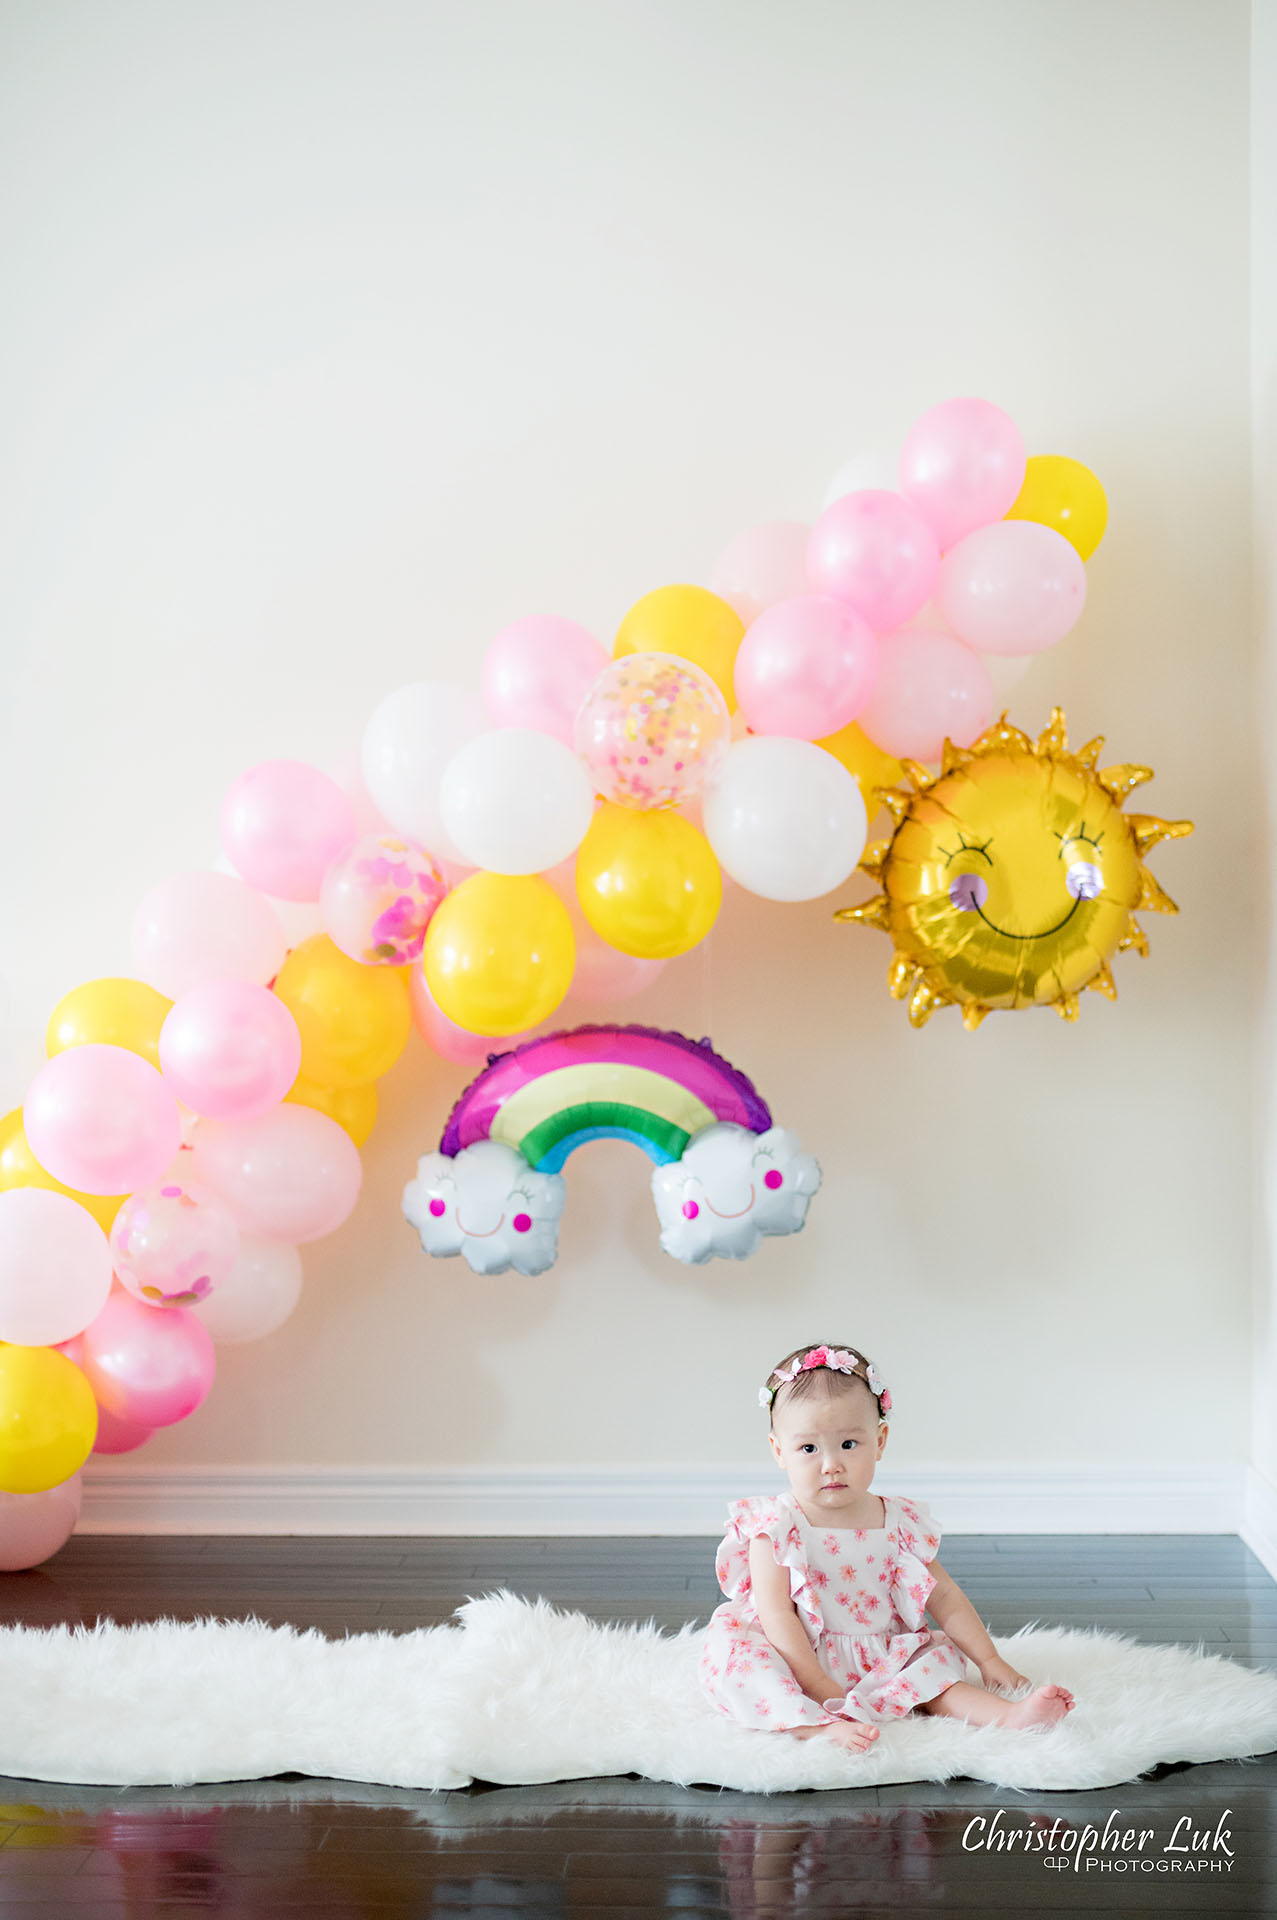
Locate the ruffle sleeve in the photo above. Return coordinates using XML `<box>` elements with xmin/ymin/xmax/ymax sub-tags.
<box><xmin>714</xmin><ymin>1495</ymin><xmax>824</xmax><ymax>1640</ymax></box>
<box><xmin>888</xmin><ymin>1495</ymin><xmax>944</xmax><ymax>1631</ymax></box>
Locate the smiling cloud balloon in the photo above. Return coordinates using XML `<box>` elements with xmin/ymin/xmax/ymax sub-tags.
<box><xmin>651</xmin><ymin>1123</ymin><xmax>822</xmax><ymax>1264</ymax></box>
<box><xmin>403</xmin><ymin>1140</ymin><xmax>565</xmax><ymax>1277</ymax></box>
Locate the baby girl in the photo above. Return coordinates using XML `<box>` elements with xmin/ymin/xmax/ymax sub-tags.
<box><xmin>699</xmin><ymin>1342</ymin><xmax>1076</xmax><ymax>1753</ymax></box>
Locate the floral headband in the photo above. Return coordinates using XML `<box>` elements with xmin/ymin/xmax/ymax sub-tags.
<box><xmin>758</xmin><ymin>1345</ymin><xmax>892</xmax><ymax>1417</ymax></box>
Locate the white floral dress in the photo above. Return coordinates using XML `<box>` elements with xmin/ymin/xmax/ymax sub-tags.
<box><xmin>698</xmin><ymin>1491</ymin><xmax>969</xmax><ymax>1729</ymax></box>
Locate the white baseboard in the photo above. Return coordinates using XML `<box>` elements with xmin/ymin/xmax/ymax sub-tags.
<box><xmin>1243</xmin><ymin>1465</ymin><xmax>1277</xmax><ymax>1579</ymax></box>
<box><xmin>77</xmin><ymin>1462</ymin><xmax>1246</xmax><ymax>1537</ymax></box>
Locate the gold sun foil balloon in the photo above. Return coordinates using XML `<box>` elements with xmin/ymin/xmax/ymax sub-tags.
<box><xmin>834</xmin><ymin>710</ymin><xmax>1193</xmax><ymax>1028</ymax></box>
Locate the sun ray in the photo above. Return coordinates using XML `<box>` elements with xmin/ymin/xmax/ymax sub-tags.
<box><xmin>875</xmin><ymin>787</ymin><xmax>912</xmax><ymax>826</ymax></box>
<box><xmin>1136</xmin><ymin>868</ymin><xmax>1179</xmax><ymax>914</ymax></box>
<box><xmin>834</xmin><ymin>894</ymin><xmax>890</xmax><ymax>929</ymax></box>
<box><xmin>859</xmin><ymin>839</ymin><xmax>892</xmax><ymax>881</ymax></box>
<box><xmin>1117</xmin><ymin>921</ymin><xmax>1150</xmax><ymax>957</ymax></box>
<box><xmin>961</xmin><ymin>1002</ymin><xmax>989</xmax><ymax>1031</ymax></box>
<box><xmin>1127</xmin><ymin>813</ymin><xmax>1194</xmax><ymax>853</ymax></box>
<box><xmin>1075</xmin><ymin>735</ymin><xmax>1105</xmax><ymax>770</ymax></box>
<box><xmin>908</xmin><ymin>976</ymin><xmax>949</xmax><ymax>1027</ymax></box>
<box><xmin>1086</xmin><ymin>962</ymin><xmax>1118</xmax><ymax>999</ymax></box>
<box><xmin>887</xmin><ymin>954</ymin><xmax>914</xmax><ymax>999</ymax></box>
<box><xmin>900</xmin><ymin>758</ymin><xmax>934</xmax><ymax>793</ymax></box>
<box><xmin>1097</xmin><ymin>763</ymin><xmax>1153</xmax><ymax>802</ymax></box>
<box><xmin>971</xmin><ymin>714</ymin><xmax>1033</xmax><ymax>756</ymax></box>
<box><xmin>1035</xmin><ymin>709</ymin><xmax>1069</xmax><ymax>758</ymax></box>
<box><xmin>1055</xmin><ymin>993</ymin><xmax>1081</xmax><ymax>1021</ymax></box>
<box><xmin>940</xmin><ymin>739</ymin><xmax>973</xmax><ymax>776</ymax></box>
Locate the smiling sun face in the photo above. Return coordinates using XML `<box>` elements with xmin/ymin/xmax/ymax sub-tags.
<box><xmin>836</xmin><ymin>711</ymin><xmax>1193</xmax><ymax>1028</ymax></box>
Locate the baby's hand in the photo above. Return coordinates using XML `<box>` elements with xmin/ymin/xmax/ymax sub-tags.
<box><xmin>980</xmin><ymin>1656</ymin><xmax>1031</xmax><ymax>1697</ymax></box>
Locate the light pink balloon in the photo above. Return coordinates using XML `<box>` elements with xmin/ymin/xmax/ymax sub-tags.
<box><xmin>187</xmin><ymin>1106</ymin><xmax>362</xmax><ymax>1243</ymax></box>
<box><xmin>0</xmin><ymin>1474</ymin><xmax>82</xmax><ymax>1571</ymax></box>
<box><xmin>709</xmin><ymin>521</ymin><xmax>811</xmax><ymax>626</ymax></box>
<box><xmin>938</xmin><ymin>520</ymin><xmax>1088</xmax><ymax>655</ymax></box>
<box><xmin>543</xmin><ymin>868</ymin><xmax>665</xmax><ymax>1004</ymax></box>
<box><xmin>24</xmin><ymin>1045</ymin><xmax>182</xmax><ymax>1197</ymax></box>
<box><xmin>80</xmin><ymin>1286</ymin><xmax>216</xmax><ymax>1427</ymax></box>
<box><xmin>110</xmin><ymin>1177</ymin><xmax>240</xmax><ymax>1308</ymax></box>
<box><xmin>221</xmin><ymin>759</ymin><xmax>358</xmax><ymax>903</ymax></box>
<box><xmin>734</xmin><ymin>596</ymin><xmax>879</xmax><ymax>740</ymax></box>
<box><xmin>91</xmin><ymin>1404</ymin><xmax>156</xmax><ymax>1455</ymax></box>
<box><xmin>132</xmin><ymin>871</ymin><xmax>289</xmax><ymax>999</ymax></box>
<box><xmin>898</xmin><ymin>397</ymin><xmax>1027</xmax><ymax>552</ymax></box>
<box><xmin>192</xmin><ymin>1235</ymin><xmax>303</xmax><ymax>1344</ymax></box>
<box><xmin>408</xmin><ymin>966</ymin><xmax>522</xmax><ymax>1066</ymax></box>
<box><xmin>806</xmin><ymin>491</ymin><xmax>940</xmax><ymax>633</ymax></box>
<box><xmin>159</xmin><ymin>980</ymin><xmax>302</xmax><ymax>1121</ymax></box>
<box><xmin>858</xmin><ymin>629</ymin><xmax>996</xmax><ymax>762</ymax></box>
<box><xmin>0</xmin><ymin>1188</ymin><xmax>113</xmax><ymax>1346</ymax></box>
<box><xmin>481</xmin><ymin>616</ymin><xmax>610</xmax><ymax>745</ymax></box>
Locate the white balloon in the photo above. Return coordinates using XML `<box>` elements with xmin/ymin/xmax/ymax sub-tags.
<box><xmin>192</xmin><ymin>1236</ymin><xmax>303</xmax><ymax>1343</ymax></box>
<box><xmin>0</xmin><ymin>1188</ymin><xmax>113</xmax><ymax>1347</ymax></box>
<box><xmin>439</xmin><ymin>728</ymin><xmax>594</xmax><ymax>875</ymax></box>
<box><xmin>702</xmin><ymin>736</ymin><xmax>867</xmax><ymax>902</ymax></box>
<box><xmin>361</xmin><ymin>682</ymin><xmax>484</xmax><ymax>861</ymax></box>
<box><xmin>821</xmin><ymin>451</ymin><xmax>898</xmax><ymax>511</ymax></box>
<box><xmin>709</xmin><ymin>521</ymin><xmax>811</xmax><ymax>627</ymax></box>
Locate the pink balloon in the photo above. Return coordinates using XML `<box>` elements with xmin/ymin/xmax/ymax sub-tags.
<box><xmin>481</xmin><ymin>616</ymin><xmax>610</xmax><ymax>745</ymax></box>
<box><xmin>221</xmin><ymin>759</ymin><xmax>358</xmax><ymax>903</ymax></box>
<box><xmin>734</xmin><ymin>596</ymin><xmax>878</xmax><ymax>740</ymax></box>
<box><xmin>938</xmin><ymin>520</ymin><xmax>1088</xmax><ymax>655</ymax></box>
<box><xmin>408</xmin><ymin>966</ymin><xmax>524</xmax><ymax>1065</ymax></box>
<box><xmin>898</xmin><ymin>397</ymin><xmax>1027</xmax><ymax>552</ymax></box>
<box><xmin>187</xmin><ymin>1106</ymin><xmax>362</xmax><ymax>1243</ymax></box>
<box><xmin>806</xmin><ymin>491</ymin><xmax>940</xmax><ymax>633</ymax></box>
<box><xmin>159</xmin><ymin>980</ymin><xmax>302</xmax><ymax>1121</ymax></box>
<box><xmin>0</xmin><ymin>1474</ymin><xmax>82</xmax><ymax>1571</ymax></box>
<box><xmin>91</xmin><ymin>1404</ymin><xmax>156</xmax><ymax>1455</ymax></box>
<box><xmin>709</xmin><ymin>521</ymin><xmax>811</xmax><ymax>626</ymax></box>
<box><xmin>110</xmin><ymin>1178</ymin><xmax>240</xmax><ymax>1308</ymax></box>
<box><xmin>0</xmin><ymin>1188</ymin><xmax>114</xmax><ymax>1346</ymax></box>
<box><xmin>24</xmin><ymin>1045</ymin><xmax>182</xmax><ymax>1197</ymax></box>
<box><xmin>542</xmin><ymin>868</ymin><xmax>665</xmax><ymax>1004</ymax></box>
<box><xmin>80</xmin><ymin>1287</ymin><xmax>216</xmax><ymax>1427</ymax></box>
<box><xmin>132</xmin><ymin>870</ymin><xmax>290</xmax><ymax>1000</ymax></box>
<box><xmin>858</xmin><ymin>629</ymin><xmax>996</xmax><ymax>763</ymax></box>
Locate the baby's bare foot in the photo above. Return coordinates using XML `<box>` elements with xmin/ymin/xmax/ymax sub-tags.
<box><xmin>1003</xmin><ymin>1684</ymin><xmax>1074</xmax><ymax>1731</ymax></box>
<box><xmin>812</xmin><ymin>1719</ymin><xmax>879</xmax><ymax>1753</ymax></box>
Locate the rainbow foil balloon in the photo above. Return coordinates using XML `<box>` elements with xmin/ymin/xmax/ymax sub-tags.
<box><xmin>402</xmin><ymin>1025</ymin><xmax>821</xmax><ymax>1274</ymax></box>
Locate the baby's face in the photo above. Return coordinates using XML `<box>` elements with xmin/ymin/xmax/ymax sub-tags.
<box><xmin>768</xmin><ymin>1380</ymin><xmax>887</xmax><ymax>1523</ymax></box>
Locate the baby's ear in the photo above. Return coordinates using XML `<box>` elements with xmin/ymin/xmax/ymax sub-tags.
<box><xmin>767</xmin><ymin>1430</ymin><xmax>784</xmax><ymax>1468</ymax></box>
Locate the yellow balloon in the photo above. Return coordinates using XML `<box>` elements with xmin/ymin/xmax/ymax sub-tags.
<box><xmin>424</xmin><ymin>873</ymin><xmax>575</xmax><ymax>1036</ymax></box>
<box><xmin>1006</xmin><ymin>454</ymin><xmax>1108</xmax><ymax>561</ymax></box>
<box><xmin>614</xmin><ymin>585</ymin><xmax>745</xmax><ymax>711</ymax></box>
<box><xmin>815</xmin><ymin>721</ymin><xmax>905</xmax><ymax>815</ymax></box>
<box><xmin>0</xmin><ymin>1344</ymin><xmax>97</xmax><ymax>1494</ymax></box>
<box><xmin>46</xmin><ymin>976</ymin><xmax>172</xmax><ymax>1069</ymax></box>
<box><xmin>285</xmin><ymin>1074</ymin><xmax>378</xmax><ymax>1147</ymax></box>
<box><xmin>0</xmin><ymin>1108</ymin><xmax>125</xmax><ymax>1233</ymax></box>
<box><xmin>273</xmin><ymin>935</ymin><xmax>411</xmax><ymax>1089</ymax></box>
<box><xmin>575</xmin><ymin>802</ymin><xmax>722</xmax><ymax>959</ymax></box>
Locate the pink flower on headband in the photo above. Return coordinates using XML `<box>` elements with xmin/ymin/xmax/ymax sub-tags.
<box><xmin>761</xmin><ymin>1344</ymin><xmax>893</xmax><ymax>1415</ymax></box>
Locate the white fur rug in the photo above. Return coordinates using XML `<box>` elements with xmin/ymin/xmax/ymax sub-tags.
<box><xmin>1</xmin><ymin>1592</ymin><xmax>1274</xmax><ymax>1794</ymax></box>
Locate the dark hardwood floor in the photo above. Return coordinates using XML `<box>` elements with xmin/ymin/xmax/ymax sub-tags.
<box><xmin>1</xmin><ymin>1532</ymin><xmax>1274</xmax><ymax>1916</ymax></box>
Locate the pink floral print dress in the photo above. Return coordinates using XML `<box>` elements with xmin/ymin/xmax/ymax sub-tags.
<box><xmin>698</xmin><ymin>1491</ymin><xmax>969</xmax><ymax>1730</ymax></box>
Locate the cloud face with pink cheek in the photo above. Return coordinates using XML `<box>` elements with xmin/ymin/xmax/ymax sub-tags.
<box><xmin>402</xmin><ymin>1141</ymin><xmax>566</xmax><ymax>1276</ymax></box>
<box><xmin>651</xmin><ymin>1123</ymin><xmax>822</xmax><ymax>1264</ymax></box>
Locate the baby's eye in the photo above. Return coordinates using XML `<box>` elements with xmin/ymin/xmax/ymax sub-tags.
<box><xmin>841</xmin><ymin>1439</ymin><xmax>858</xmax><ymax>1450</ymax></box>
<box><xmin>799</xmin><ymin>1443</ymin><xmax>817</xmax><ymax>1454</ymax></box>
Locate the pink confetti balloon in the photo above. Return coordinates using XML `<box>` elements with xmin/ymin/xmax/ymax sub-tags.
<box><xmin>806</xmin><ymin>491</ymin><xmax>940</xmax><ymax>633</ymax></box>
<box><xmin>24</xmin><ymin>1045</ymin><xmax>181</xmax><ymax>1196</ymax></box>
<box><xmin>575</xmin><ymin>652</ymin><xmax>731</xmax><ymax>809</ymax></box>
<box><xmin>733</xmin><ymin>595</ymin><xmax>878</xmax><ymax>740</ymax></box>
<box><xmin>221</xmin><ymin>759</ymin><xmax>358</xmax><ymax>903</ymax></box>
<box><xmin>110</xmin><ymin>1178</ymin><xmax>240</xmax><ymax>1309</ymax></box>
<box><xmin>0</xmin><ymin>1188</ymin><xmax>113</xmax><ymax>1346</ymax></box>
<box><xmin>0</xmin><ymin>1474</ymin><xmax>82</xmax><ymax>1571</ymax></box>
<box><xmin>709</xmin><ymin>521</ymin><xmax>811</xmax><ymax>627</ymax></box>
<box><xmin>320</xmin><ymin>832</ymin><xmax>447</xmax><ymax>965</ymax></box>
<box><xmin>132</xmin><ymin>871</ymin><xmax>289</xmax><ymax>1000</ymax></box>
<box><xmin>898</xmin><ymin>398</ymin><xmax>1027</xmax><ymax>552</ymax></box>
<box><xmin>187</xmin><ymin>1106</ymin><xmax>362</xmax><ymax>1244</ymax></box>
<box><xmin>481</xmin><ymin>616</ymin><xmax>610</xmax><ymax>745</ymax></box>
<box><xmin>938</xmin><ymin>520</ymin><xmax>1088</xmax><ymax>655</ymax></box>
<box><xmin>857</xmin><ymin>629</ymin><xmax>996</xmax><ymax>763</ymax></box>
<box><xmin>192</xmin><ymin>1235</ymin><xmax>303</xmax><ymax>1344</ymax></box>
<box><xmin>408</xmin><ymin>967</ymin><xmax>524</xmax><ymax>1065</ymax></box>
<box><xmin>80</xmin><ymin>1287</ymin><xmax>216</xmax><ymax>1427</ymax></box>
<box><xmin>158</xmin><ymin>980</ymin><xmax>302</xmax><ymax>1121</ymax></box>
<box><xmin>91</xmin><ymin>1404</ymin><xmax>155</xmax><ymax>1455</ymax></box>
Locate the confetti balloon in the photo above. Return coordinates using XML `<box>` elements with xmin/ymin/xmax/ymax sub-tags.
<box><xmin>109</xmin><ymin>1178</ymin><xmax>241</xmax><ymax>1309</ymax></box>
<box><xmin>319</xmin><ymin>833</ymin><xmax>447</xmax><ymax>965</ymax></box>
<box><xmin>575</xmin><ymin>652</ymin><xmax>731</xmax><ymax>810</ymax></box>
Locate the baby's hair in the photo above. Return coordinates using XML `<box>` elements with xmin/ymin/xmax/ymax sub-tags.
<box><xmin>765</xmin><ymin>1341</ymin><xmax>889</xmax><ymax>1429</ymax></box>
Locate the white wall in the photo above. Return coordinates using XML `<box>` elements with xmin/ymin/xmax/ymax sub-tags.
<box><xmin>0</xmin><ymin>1</ymin><xmax>1255</xmax><ymax>1518</ymax></box>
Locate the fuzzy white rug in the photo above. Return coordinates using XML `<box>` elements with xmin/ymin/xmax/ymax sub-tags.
<box><xmin>1</xmin><ymin>1592</ymin><xmax>1275</xmax><ymax>1794</ymax></box>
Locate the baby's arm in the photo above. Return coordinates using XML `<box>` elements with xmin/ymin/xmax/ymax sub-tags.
<box><xmin>925</xmin><ymin>1561</ymin><xmax>1029</xmax><ymax>1694</ymax></box>
<box><xmin>747</xmin><ymin>1534</ymin><xmax>838</xmax><ymax>1707</ymax></box>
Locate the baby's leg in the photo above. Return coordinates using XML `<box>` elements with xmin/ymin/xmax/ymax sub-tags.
<box><xmin>918</xmin><ymin>1681</ymin><xmax>1074</xmax><ymax>1731</ymax></box>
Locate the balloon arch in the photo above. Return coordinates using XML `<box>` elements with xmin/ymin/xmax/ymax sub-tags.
<box><xmin>0</xmin><ymin>397</ymin><xmax>1190</xmax><ymax>1566</ymax></box>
